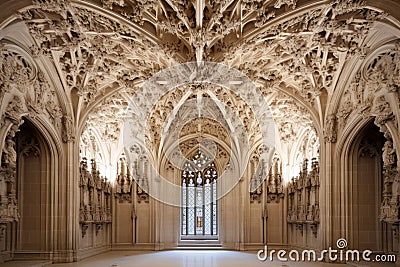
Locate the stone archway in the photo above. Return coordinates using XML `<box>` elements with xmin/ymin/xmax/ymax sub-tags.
<box><xmin>14</xmin><ymin>119</ymin><xmax>52</xmax><ymax>258</ymax></box>
<box><xmin>347</xmin><ymin>121</ymin><xmax>385</xmax><ymax>251</ymax></box>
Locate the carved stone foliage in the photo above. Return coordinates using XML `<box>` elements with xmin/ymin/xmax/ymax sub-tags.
<box><xmin>80</xmin><ymin>127</ymin><xmax>100</xmax><ymax>160</ymax></box>
<box><xmin>269</xmin><ymin>93</ymin><xmax>313</xmax><ymax>143</ymax></box>
<box><xmin>99</xmin><ymin>0</ymin><xmax>299</xmax><ymax>62</ymax></box>
<box><xmin>337</xmin><ymin>43</ymin><xmax>400</xmax><ymax>129</ymax></box>
<box><xmin>0</xmin><ymin>49</ymin><xmax>34</xmax><ymax>94</ymax></box>
<box><xmin>19</xmin><ymin>0</ymin><xmax>377</xmax><ymax>153</ymax></box>
<box><xmin>20</xmin><ymin>0</ymin><xmax>177</xmax><ymax>107</ymax></box>
<box><xmin>0</xmin><ymin>46</ymin><xmax>65</xmax><ymax>137</ymax></box>
<box><xmin>79</xmin><ymin>158</ymin><xmax>112</xmax><ymax>238</ymax></box>
<box><xmin>87</xmin><ymin>93</ymin><xmax>129</xmax><ymax>143</ymax></box>
<box><xmin>287</xmin><ymin>158</ymin><xmax>320</xmax><ymax>237</ymax></box>
<box><xmin>212</xmin><ymin>86</ymin><xmax>261</xmax><ymax>143</ymax></box>
<box><xmin>179</xmin><ymin>118</ymin><xmax>230</xmax><ymax>143</ymax></box>
<box><xmin>178</xmin><ymin>118</ymin><xmax>230</xmax><ymax>167</ymax></box>
<box><xmin>337</xmin><ymin>46</ymin><xmax>400</xmax><ymax>220</ymax></box>
<box><xmin>225</xmin><ymin>0</ymin><xmax>384</xmax><ymax>104</ymax></box>
<box><xmin>179</xmin><ymin>137</ymin><xmax>229</xmax><ymax>173</ymax></box>
<box><xmin>9</xmin><ymin>0</ymin><xmax>393</xmax><ymax>157</ymax></box>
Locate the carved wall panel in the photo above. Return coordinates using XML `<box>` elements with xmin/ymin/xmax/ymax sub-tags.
<box><xmin>287</xmin><ymin>158</ymin><xmax>320</xmax><ymax>237</ymax></box>
<box><xmin>79</xmin><ymin>158</ymin><xmax>112</xmax><ymax>238</ymax></box>
<box><xmin>115</xmin><ymin>154</ymin><xmax>133</xmax><ymax>203</ymax></box>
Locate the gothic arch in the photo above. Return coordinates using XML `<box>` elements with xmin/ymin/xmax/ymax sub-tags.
<box><xmin>342</xmin><ymin>121</ymin><xmax>385</xmax><ymax>250</ymax></box>
<box><xmin>160</xmin><ymin>134</ymin><xmax>234</xmax><ymax>176</ymax></box>
<box><xmin>5</xmin><ymin>115</ymin><xmax>65</xmax><ymax>261</ymax></box>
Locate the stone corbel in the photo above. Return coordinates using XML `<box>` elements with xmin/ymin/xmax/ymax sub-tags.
<box><xmin>137</xmin><ymin>185</ymin><xmax>149</xmax><ymax>203</ymax></box>
<box><xmin>81</xmin><ymin>223</ymin><xmax>89</xmax><ymax>238</ymax></box>
<box><xmin>296</xmin><ymin>223</ymin><xmax>303</xmax><ymax>235</ymax></box>
<box><xmin>392</xmin><ymin>224</ymin><xmax>399</xmax><ymax>240</ymax></box>
<box><xmin>250</xmin><ymin>185</ymin><xmax>262</xmax><ymax>203</ymax></box>
<box><xmin>95</xmin><ymin>223</ymin><xmax>103</xmax><ymax>235</ymax></box>
<box><xmin>310</xmin><ymin>223</ymin><xmax>318</xmax><ymax>238</ymax></box>
<box><xmin>0</xmin><ymin>224</ymin><xmax>6</xmax><ymax>240</ymax></box>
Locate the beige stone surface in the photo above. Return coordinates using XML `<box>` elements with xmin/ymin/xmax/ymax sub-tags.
<box><xmin>0</xmin><ymin>0</ymin><xmax>399</xmax><ymax>265</ymax></box>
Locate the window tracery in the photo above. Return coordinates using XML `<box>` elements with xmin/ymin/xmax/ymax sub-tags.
<box><xmin>181</xmin><ymin>151</ymin><xmax>218</xmax><ymax>238</ymax></box>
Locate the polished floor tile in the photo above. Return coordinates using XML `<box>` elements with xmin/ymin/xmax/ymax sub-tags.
<box><xmin>1</xmin><ymin>250</ymin><xmax>396</xmax><ymax>267</ymax></box>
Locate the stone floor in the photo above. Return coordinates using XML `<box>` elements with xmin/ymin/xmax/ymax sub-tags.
<box><xmin>1</xmin><ymin>251</ymin><xmax>397</xmax><ymax>267</ymax></box>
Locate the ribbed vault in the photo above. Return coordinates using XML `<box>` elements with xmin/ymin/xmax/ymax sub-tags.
<box><xmin>1</xmin><ymin>0</ymin><xmax>400</xmax><ymax>181</ymax></box>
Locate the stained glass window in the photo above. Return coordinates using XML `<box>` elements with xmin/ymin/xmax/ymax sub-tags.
<box><xmin>181</xmin><ymin>151</ymin><xmax>218</xmax><ymax>238</ymax></box>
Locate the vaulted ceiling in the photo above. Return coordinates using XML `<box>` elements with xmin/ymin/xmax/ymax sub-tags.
<box><xmin>1</xmin><ymin>0</ymin><xmax>400</xmax><ymax>173</ymax></box>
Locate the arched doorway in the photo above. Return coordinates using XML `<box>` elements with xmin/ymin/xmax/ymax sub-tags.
<box><xmin>348</xmin><ymin>121</ymin><xmax>384</xmax><ymax>251</ymax></box>
<box><xmin>15</xmin><ymin>120</ymin><xmax>52</xmax><ymax>258</ymax></box>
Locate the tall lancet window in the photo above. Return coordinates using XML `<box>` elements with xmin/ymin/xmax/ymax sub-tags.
<box><xmin>181</xmin><ymin>151</ymin><xmax>218</xmax><ymax>239</ymax></box>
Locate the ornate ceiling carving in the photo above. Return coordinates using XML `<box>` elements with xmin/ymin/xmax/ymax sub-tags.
<box><xmin>1</xmin><ymin>0</ymin><xmax>399</xmax><ymax>172</ymax></box>
<box><xmin>20</xmin><ymin>0</ymin><xmax>178</xmax><ymax>108</ymax></box>
<box><xmin>87</xmin><ymin>92</ymin><xmax>129</xmax><ymax>142</ymax></box>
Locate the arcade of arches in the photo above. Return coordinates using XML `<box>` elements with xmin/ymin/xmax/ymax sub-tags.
<box><xmin>0</xmin><ymin>0</ymin><xmax>400</xmax><ymax>264</ymax></box>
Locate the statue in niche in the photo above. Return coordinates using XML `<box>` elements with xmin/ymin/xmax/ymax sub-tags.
<box><xmin>0</xmin><ymin>173</ymin><xmax>7</xmax><ymax>205</ymax></box>
<box><xmin>324</xmin><ymin>114</ymin><xmax>337</xmax><ymax>143</ymax></box>
<box><xmin>314</xmin><ymin>204</ymin><xmax>320</xmax><ymax>222</ymax></box>
<box><xmin>79</xmin><ymin>206</ymin><xmax>86</xmax><ymax>223</ymax></box>
<box><xmin>122</xmin><ymin>175</ymin><xmax>130</xmax><ymax>194</ymax></box>
<box><xmin>2</xmin><ymin>137</ymin><xmax>17</xmax><ymax>168</ymax></box>
<box><xmin>33</xmin><ymin>71</ymin><xmax>47</xmax><ymax>109</ymax></box>
<box><xmin>46</xmin><ymin>92</ymin><xmax>63</xmax><ymax>130</ymax></box>
<box><xmin>383</xmin><ymin>140</ymin><xmax>396</xmax><ymax>167</ymax></box>
<box><xmin>62</xmin><ymin>114</ymin><xmax>74</xmax><ymax>142</ymax></box>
